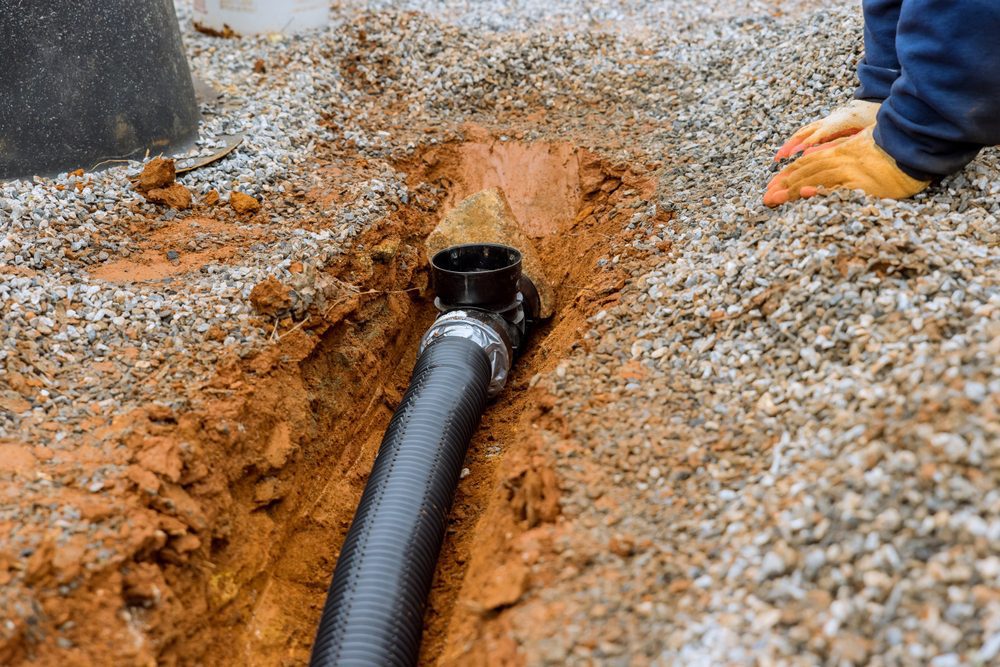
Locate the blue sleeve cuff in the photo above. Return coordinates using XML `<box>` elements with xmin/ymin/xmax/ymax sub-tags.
<box><xmin>855</xmin><ymin>62</ymin><xmax>899</xmax><ymax>102</ymax></box>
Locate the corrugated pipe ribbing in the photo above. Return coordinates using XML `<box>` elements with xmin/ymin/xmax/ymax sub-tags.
<box><xmin>309</xmin><ymin>335</ymin><xmax>492</xmax><ymax>667</ymax></box>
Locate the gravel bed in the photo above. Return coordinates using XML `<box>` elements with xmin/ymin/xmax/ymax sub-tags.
<box><xmin>510</xmin><ymin>4</ymin><xmax>1000</xmax><ymax>667</ymax></box>
<box><xmin>2</xmin><ymin>0</ymin><xmax>997</xmax><ymax>664</ymax></box>
<box><xmin>363</xmin><ymin>0</ymin><xmax>824</xmax><ymax>32</ymax></box>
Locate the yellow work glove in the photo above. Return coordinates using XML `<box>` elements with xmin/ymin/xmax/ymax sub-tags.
<box><xmin>763</xmin><ymin>126</ymin><xmax>931</xmax><ymax>207</ymax></box>
<box><xmin>774</xmin><ymin>99</ymin><xmax>881</xmax><ymax>161</ymax></box>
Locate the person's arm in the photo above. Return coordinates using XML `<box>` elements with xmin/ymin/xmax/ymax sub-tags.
<box><xmin>874</xmin><ymin>0</ymin><xmax>1000</xmax><ymax>179</ymax></box>
<box><xmin>856</xmin><ymin>0</ymin><xmax>904</xmax><ymax>102</ymax></box>
<box><xmin>772</xmin><ymin>0</ymin><xmax>903</xmax><ymax>161</ymax></box>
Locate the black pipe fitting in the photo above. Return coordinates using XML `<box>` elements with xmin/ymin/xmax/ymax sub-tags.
<box><xmin>430</xmin><ymin>243</ymin><xmax>541</xmax><ymax>362</ymax></box>
<box><xmin>431</xmin><ymin>243</ymin><xmax>523</xmax><ymax>312</ymax></box>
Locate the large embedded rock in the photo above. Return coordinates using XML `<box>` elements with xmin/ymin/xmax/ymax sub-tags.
<box><xmin>426</xmin><ymin>187</ymin><xmax>554</xmax><ymax>318</ymax></box>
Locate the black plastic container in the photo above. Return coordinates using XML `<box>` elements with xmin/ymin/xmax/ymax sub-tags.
<box><xmin>430</xmin><ymin>243</ymin><xmax>523</xmax><ymax>311</ymax></box>
<box><xmin>0</xmin><ymin>0</ymin><xmax>200</xmax><ymax>180</ymax></box>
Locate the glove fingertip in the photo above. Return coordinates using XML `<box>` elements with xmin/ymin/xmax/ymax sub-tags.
<box><xmin>763</xmin><ymin>188</ymin><xmax>790</xmax><ymax>207</ymax></box>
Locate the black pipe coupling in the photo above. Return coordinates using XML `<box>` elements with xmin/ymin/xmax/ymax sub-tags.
<box><xmin>422</xmin><ymin>244</ymin><xmax>541</xmax><ymax>396</ymax></box>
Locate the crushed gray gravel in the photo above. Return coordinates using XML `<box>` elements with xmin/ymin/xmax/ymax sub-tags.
<box><xmin>510</xmin><ymin>3</ymin><xmax>1000</xmax><ymax>667</ymax></box>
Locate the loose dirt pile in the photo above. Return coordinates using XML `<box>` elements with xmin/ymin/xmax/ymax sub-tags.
<box><xmin>131</xmin><ymin>158</ymin><xmax>193</xmax><ymax>210</ymax></box>
<box><xmin>1</xmin><ymin>1</ymin><xmax>998</xmax><ymax>666</ymax></box>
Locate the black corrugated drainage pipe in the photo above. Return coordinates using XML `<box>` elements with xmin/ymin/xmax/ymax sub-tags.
<box><xmin>309</xmin><ymin>244</ymin><xmax>540</xmax><ymax>667</ymax></box>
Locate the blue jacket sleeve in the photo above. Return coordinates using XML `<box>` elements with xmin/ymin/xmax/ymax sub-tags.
<box><xmin>855</xmin><ymin>0</ymin><xmax>903</xmax><ymax>101</ymax></box>
<box><xmin>875</xmin><ymin>0</ymin><xmax>1000</xmax><ymax>179</ymax></box>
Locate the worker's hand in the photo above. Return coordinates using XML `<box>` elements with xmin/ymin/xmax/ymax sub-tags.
<box><xmin>763</xmin><ymin>126</ymin><xmax>930</xmax><ymax>207</ymax></box>
<box><xmin>774</xmin><ymin>100</ymin><xmax>881</xmax><ymax>161</ymax></box>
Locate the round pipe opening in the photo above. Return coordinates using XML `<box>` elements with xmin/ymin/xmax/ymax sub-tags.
<box><xmin>432</xmin><ymin>243</ymin><xmax>521</xmax><ymax>275</ymax></box>
<box><xmin>431</xmin><ymin>243</ymin><xmax>523</xmax><ymax>311</ymax></box>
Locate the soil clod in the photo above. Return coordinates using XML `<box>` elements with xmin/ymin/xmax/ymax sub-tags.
<box><xmin>131</xmin><ymin>157</ymin><xmax>192</xmax><ymax>209</ymax></box>
<box><xmin>249</xmin><ymin>276</ymin><xmax>294</xmax><ymax>318</ymax></box>
<box><xmin>132</xmin><ymin>156</ymin><xmax>176</xmax><ymax>192</ymax></box>
<box><xmin>230</xmin><ymin>191</ymin><xmax>262</xmax><ymax>215</ymax></box>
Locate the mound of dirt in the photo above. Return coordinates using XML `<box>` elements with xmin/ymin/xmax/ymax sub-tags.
<box><xmin>131</xmin><ymin>157</ymin><xmax>192</xmax><ymax>209</ymax></box>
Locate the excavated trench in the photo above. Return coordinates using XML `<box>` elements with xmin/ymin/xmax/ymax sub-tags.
<box><xmin>145</xmin><ymin>135</ymin><xmax>661</xmax><ymax>665</ymax></box>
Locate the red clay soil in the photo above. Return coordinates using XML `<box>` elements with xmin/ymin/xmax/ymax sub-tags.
<box><xmin>1</xmin><ymin>133</ymin><xmax>666</xmax><ymax>666</ymax></box>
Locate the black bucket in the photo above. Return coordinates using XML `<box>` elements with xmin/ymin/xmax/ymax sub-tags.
<box><xmin>0</xmin><ymin>0</ymin><xmax>200</xmax><ymax>180</ymax></box>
